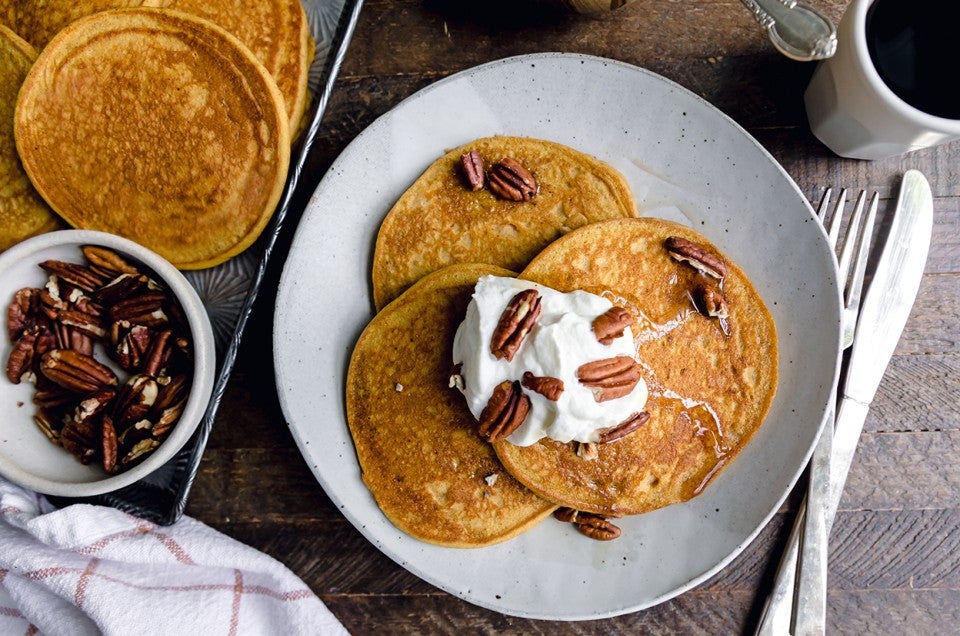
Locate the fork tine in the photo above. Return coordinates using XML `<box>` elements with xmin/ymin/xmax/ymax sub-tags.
<box><xmin>826</xmin><ymin>188</ymin><xmax>847</xmax><ymax>250</ymax></box>
<box><xmin>844</xmin><ymin>191</ymin><xmax>879</xmax><ymax>313</ymax></box>
<box><xmin>816</xmin><ymin>187</ymin><xmax>833</xmax><ymax>222</ymax></box>
<box><xmin>836</xmin><ymin>190</ymin><xmax>867</xmax><ymax>284</ymax></box>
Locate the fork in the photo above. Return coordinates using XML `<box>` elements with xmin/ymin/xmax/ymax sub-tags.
<box><xmin>756</xmin><ymin>187</ymin><xmax>879</xmax><ymax>635</ymax></box>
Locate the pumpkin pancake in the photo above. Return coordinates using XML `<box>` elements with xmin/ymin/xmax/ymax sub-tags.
<box><xmin>0</xmin><ymin>25</ymin><xmax>62</xmax><ymax>253</ymax></box>
<box><xmin>13</xmin><ymin>0</ymin><xmax>312</xmax><ymax>136</ymax></box>
<box><xmin>492</xmin><ymin>218</ymin><xmax>778</xmax><ymax>516</ymax></box>
<box><xmin>346</xmin><ymin>263</ymin><xmax>556</xmax><ymax>547</ymax></box>
<box><xmin>157</xmin><ymin>0</ymin><xmax>313</xmax><ymax>136</ymax></box>
<box><xmin>1</xmin><ymin>1</ymin><xmax>14</xmax><ymax>29</ymax></box>
<box><xmin>14</xmin><ymin>9</ymin><xmax>290</xmax><ymax>269</ymax></box>
<box><xmin>371</xmin><ymin>136</ymin><xmax>638</xmax><ymax>310</ymax></box>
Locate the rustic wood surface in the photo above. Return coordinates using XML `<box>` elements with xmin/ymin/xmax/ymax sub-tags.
<box><xmin>185</xmin><ymin>0</ymin><xmax>960</xmax><ymax>632</ymax></box>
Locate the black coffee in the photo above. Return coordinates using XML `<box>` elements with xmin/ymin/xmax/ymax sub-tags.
<box><xmin>865</xmin><ymin>0</ymin><xmax>960</xmax><ymax>119</ymax></box>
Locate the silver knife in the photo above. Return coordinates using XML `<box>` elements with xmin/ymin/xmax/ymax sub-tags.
<box><xmin>756</xmin><ymin>169</ymin><xmax>933</xmax><ymax>635</ymax></box>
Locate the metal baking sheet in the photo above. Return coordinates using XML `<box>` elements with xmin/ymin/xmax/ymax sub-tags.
<box><xmin>47</xmin><ymin>0</ymin><xmax>365</xmax><ymax>524</ymax></box>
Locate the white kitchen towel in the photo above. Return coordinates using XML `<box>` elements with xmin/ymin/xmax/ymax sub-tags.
<box><xmin>0</xmin><ymin>477</ymin><xmax>348</xmax><ymax>635</ymax></box>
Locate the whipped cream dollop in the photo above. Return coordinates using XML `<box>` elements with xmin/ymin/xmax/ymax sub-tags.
<box><xmin>452</xmin><ymin>275</ymin><xmax>648</xmax><ymax>446</ymax></box>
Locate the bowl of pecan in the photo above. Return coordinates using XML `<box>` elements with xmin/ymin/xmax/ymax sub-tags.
<box><xmin>0</xmin><ymin>230</ymin><xmax>215</xmax><ymax>497</ymax></box>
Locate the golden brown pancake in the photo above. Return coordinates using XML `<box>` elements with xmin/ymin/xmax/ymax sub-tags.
<box><xmin>158</xmin><ymin>0</ymin><xmax>313</xmax><ymax>136</ymax></box>
<box><xmin>0</xmin><ymin>24</ymin><xmax>62</xmax><ymax>252</ymax></box>
<box><xmin>14</xmin><ymin>0</ymin><xmax>148</xmax><ymax>49</ymax></box>
<box><xmin>14</xmin><ymin>0</ymin><xmax>312</xmax><ymax>136</ymax></box>
<box><xmin>492</xmin><ymin>218</ymin><xmax>778</xmax><ymax>516</ymax></box>
<box><xmin>0</xmin><ymin>1</ymin><xmax>15</xmax><ymax>29</ymax></box>
<box><xmin>14</xmin><ymin>9</ymin><xmax>290</xmax><ymax>269</ymax></box>
<box><xmin>371</xmin><ymin>136</ymin><xmax>638</xmax><ymax>310</ymax></box>
<box><xmin>346</xmin><ymin>263</ymin><xmax>557</xmax><ymax>547</ymax></box>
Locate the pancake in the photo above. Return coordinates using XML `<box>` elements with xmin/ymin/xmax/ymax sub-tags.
<box><xmin>371</xmin><ymin>136</ymin><xmax>638</xmax><ymax>310</ymax></box>
<box><xmin>14</xmin><ymin>0</ymin><xmax>312</xmax><ymax>136</ymax></box>
<box><xmin>1</xmin><ymin>1</ymin><xmax>15</xmax><ymax>29</ymax></box>
<box><xmin>157</xmin><ymin>0</ymin><xmax>313</xmax><ymax>136</ymax></box>
<box><xmin>14</xmin><ymin>9</ymin><xmax>290</xmax><ymax>269</ymax></box>
<box><xmin>492</xmin><ymin>218</ymin><xmax>778</xmax><ymax>516</ymax></box>
<box><xmin>0</xmin><ymin>24</ymin><xmax>62</xmax><ymax>253</ymax></box>
<box><xmin>346</xmin><ymin>263</ymin><xmax>556</xmax><ymax>547</ymax></box>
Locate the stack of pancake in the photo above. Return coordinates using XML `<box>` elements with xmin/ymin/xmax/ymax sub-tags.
<box><xmin>347</xmin><ymin>136</ymin><xmax>778</xmax><ymax>547</ymax></box>
<box><xmin>0</xmin><ymin>1</ymin><xmax>313</xmax><ymax>267</ymax></box>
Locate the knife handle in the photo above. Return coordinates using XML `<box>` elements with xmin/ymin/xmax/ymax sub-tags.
<box><xmin>756</xmin><ymin>397</ymin><xmax>870</xmax><ymax>634</ymax></box>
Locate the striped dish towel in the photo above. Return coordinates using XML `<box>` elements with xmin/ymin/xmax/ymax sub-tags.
<box><xmin>0</xmin><ymin>477</ymin><xmax>348</xmax><ymax>635</ymax></box>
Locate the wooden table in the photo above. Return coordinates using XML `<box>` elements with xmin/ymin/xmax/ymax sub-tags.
<box><xmin>185</xmin><ymin>1</ymin><xmax>960</xmax><ymax>632</ymax></box>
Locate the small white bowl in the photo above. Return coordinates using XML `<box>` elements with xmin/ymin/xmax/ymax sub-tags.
<box><xmin>0</xmin><ymin>230</ymin><xmax>215</xmax><ymax>497</ymax></box>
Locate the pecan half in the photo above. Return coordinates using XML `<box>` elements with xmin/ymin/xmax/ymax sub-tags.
<box><xmin>101</xmin><ymin>416</ymin><xmax>118</xmax><ymax>473</ymax></box>
<box><xmin>597</xmin><ymin>411</ymin><xmax>650</xmax><ymax>444</ymax></box>
<box><xmin>110</xmin><ymin>291</ymin><xmax>168</xmax><ymax>326</ymax></box>
<box><xmin>92</xmin><ymin>273</ymin><xmax>147</xmax><ymax>305</ymax></box>
<box><xmin>490</xmin><ymin>289</ymin><xmax>541</xmax><ymax>361</ymax></box>
<box><xmin>553</xmin><ymin>507</ymin><xmax>621</xmax><ymax>541</ymax></box>
<box><xmin>664</xmin><ymin>236</ymin><xmax>727</xmax><ymax>279</ymax></box>
<box><xmin>576</xmin><ymin>356</ymin><xmax>642</xmax><ymax>402</ymax></box>
<box><xmin>40</xmin><ymin>349</ymin><xmax>119</xmax><ymax>393</ymax></box>
<box><xmin>113</xmin><ymin>324</ymin><xmax>153</xmax><ymax>371</ymax></box>
<box><xmin>693</xmin><ymin>284</ymin><xmax>729</xmax><ymax>319</ymax></box>
<box><xmin>487</xmin><ymin>157</ymin><xmax>538</xmax><ymax>202</ymax></box>
<box><xmin>39</xmin><ymin>260</ymin><xmax>106</xmax><ymax>293</ymax></box>
<box><xmin>33</xmin><ymin>412</ymin><xmax>62</xmax><ymax>444</ymax></box>
<box><xmin>112</xmin><ymin>375</ymin><xmax>159</xmax><ymax>429</ymax></box>
<box><xmin>574</xmin><ymin>512</ymin><xmax>622</xmax><ymax>541</ymax></box>
<box><xmin>121</xmin><ymin>438</ymin><xmax>159</xmax><ymax>467</ymax></box>
<box><xmin>592</xmin><ymin>306</ymin><xmax>634</xmax><ymax>345</ymax></box>
<box><xmin>60</xmin><ymin>423</ymin><xmax>97</xmax><ymax>464</ymax></box>
<box><xmin>521</xmin><ymin>371</ymin><xmax>564</xmax><ymax>400</ymax></box>
<box><xmin>7</xmin><ymin>288</ymin><xmax>40</xmax><ymax>340</ymax></box>
<box><xmin>82</xmin><ymin>246</ymin><xmax>140</xmax><ymax>276</ymax></box>
<box><xmin>459</xmin><ymin>150</ymin><xmax>485</xmax><ymax>191</ymax></box>
<box><xmin>477</xmin><ymin>380</ymin><xmax>530</xmax><ymax>442</ymax></box>
<box><xmin>6</xmin><ymin>330</ymin><xmax>38</xmax><ymax>383</ymax></box>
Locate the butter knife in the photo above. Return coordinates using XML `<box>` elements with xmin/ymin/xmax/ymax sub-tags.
<box><xmin>756</xmin><ymin>169</ymin><xmax>933</xmax><ymax>634</ymax></box>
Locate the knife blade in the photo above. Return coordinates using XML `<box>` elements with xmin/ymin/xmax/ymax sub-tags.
<box><xmin>756</xmin><ymin>169</ymin><xmax>933</xmax><ymax>635</ymax></box>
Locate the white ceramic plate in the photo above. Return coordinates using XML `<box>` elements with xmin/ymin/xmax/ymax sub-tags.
<box><xmin>273</xmin><ymin>53</ymin><xmax>841</xmax><ymax>620</ymax></box>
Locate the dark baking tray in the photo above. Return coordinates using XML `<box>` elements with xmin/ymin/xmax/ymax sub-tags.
<box><xmin>48</xmin><ymin>0</ymin><xmax>365</xmax><ymax>524</ymax></box>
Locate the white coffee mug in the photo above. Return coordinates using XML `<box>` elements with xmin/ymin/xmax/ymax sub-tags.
<box><xmin>804</xmin><ymin>0</ymin><xmax>960</xmax><ymax>160</ymax></box>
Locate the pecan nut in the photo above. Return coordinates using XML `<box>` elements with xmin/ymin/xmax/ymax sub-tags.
<box><xmin>459</xmin><ymin>150</ymin><xmax>485</xmax><ymax>191</ymax></box>
<box><xmin>110</xmin><ymin>291</ymin><xmax>169</xmax><ymax>326</ymax></box>
<box><xmin>101</xmin><ymin>415</ymin><xmax>119</xmax><ymax>473</ymax></box>
<box><xmin>6</xmin><ymin>330</ymin><xmax>38</xmax><ymax>383</ymax></box>
<box><xmin>521</xmin><ymin>371</ymin><xmax>564</xmax><ymax>400</ymax></box>
<box><xmin>553</xmin><ymin>507</ymin><xmax>621</xmax><ymax>541</ymax></box>
<box><xmin>7</xmin><ymin>288</ymin><xmax>41</xmax><ymax>340</ymax></box>
<box><xmin>576</xmin><ymin>355</ymin><xmax>642</xmax><ymax>402</ymax></box>
<box><xmin>39</xmin><ymin>260</ymin><xmax>106</xmax><ymax>293</ymax></box>
<box><xmin>82</xmin><ymin>245</ymin><xmax>140</xmax><ymax>276</ymax></box>
<box><xmin>490</xmin><ymin>289</ymin><xmax>541</xmax><ymax>361</ymax></box>
<box><xmin>574</xmin><ymin>512</ymin><xmax>622</xmax><ymax>541</ymax></box>
<box><xmin>694</xmin><ymin>283</ymin><xmax>729</xmax><ymax>319</ymax></box>
<box><xmin>40</xmin><ymin>349</ymin><xmax>119</xmax><ymax>393</ymax></box>
<box><xmin>664</xmin><ymin>236</ymin><xmax>727</xmax><ymax>279</ymax></box>
<box><xmin>597</xmin><ymin>411</ymin><xmax>650</xmax><ymax>444</ymax></box>
<box><xmin>477</xmin><ymin>380</ymin><xmax>530</xmax><ymax>442</ymax></box>
<box><xmin>592</xmin><ymin>306</ymin><xmax>635</xmax><ymax>345</ymax></box>
<box><xmin>487</xmin><ymin>157</ymin><xmax>538</xmax><ymax>202</ymax></box>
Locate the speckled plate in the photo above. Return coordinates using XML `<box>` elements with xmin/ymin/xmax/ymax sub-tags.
<box><xmin>274</xmin><ymin>53</ymin><xmax>842</xmax><ymax>620</ymax></box>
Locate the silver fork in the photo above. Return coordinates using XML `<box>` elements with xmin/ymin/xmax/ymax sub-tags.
<box><xmin>756</xmin><ymin>187</ymin><xmax>879</xmax><ymax>635</ymax></box>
